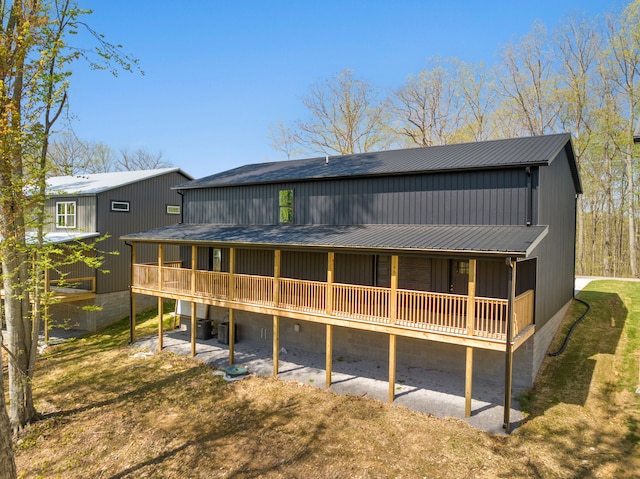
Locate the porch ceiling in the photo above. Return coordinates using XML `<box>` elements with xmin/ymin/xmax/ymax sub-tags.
<box><xmin>122</xmin><ymin>223</ymin><xmax>547</xmax><ymax>257</ymax></box>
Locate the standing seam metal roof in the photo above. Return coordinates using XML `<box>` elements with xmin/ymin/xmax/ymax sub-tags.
<box><xmin>176</xmin><ymin>133</ymin><xmax>580</xmax><ymax>193</ymax></box>
<box><xmin>121</xmin><ymin>223</ymin><xmax>548</xmax><ymax>257</ymax></box>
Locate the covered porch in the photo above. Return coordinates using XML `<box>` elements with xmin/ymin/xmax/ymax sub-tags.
<box><xmin>123</xmin><ymin>223</ymin><xmax>546</xmax><ymax>432</ymax></box>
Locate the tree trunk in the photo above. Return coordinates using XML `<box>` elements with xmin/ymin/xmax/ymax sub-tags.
<box><xmin>0</xmin><ymin>336</ymin><xmax>17</xmax><ymax>478</ymax></box>
<box><xmin>625</xmin><ymin>142</ymin><xmax>637</xmax><ymax>277</ymax></box>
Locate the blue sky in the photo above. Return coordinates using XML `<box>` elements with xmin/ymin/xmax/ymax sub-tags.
<box><xmin>67</xmin><ymin>0</ymin><xmax>623</xmax><ymax>179</ymax></box>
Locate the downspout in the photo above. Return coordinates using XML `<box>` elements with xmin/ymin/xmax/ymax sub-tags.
<box><xmin>177</xmin><ymin>190</ymin><xmax>184</xmax><ymax>224</ymax></box>
<box><xmin>525</xmin><ymin>167</ymin><xmax>532</xmax><ymax>226</ymax></box>
<box><xmin>503</xmin><ymin>257</ymin><xmax>516</xmax><ymax>433</ymax></box>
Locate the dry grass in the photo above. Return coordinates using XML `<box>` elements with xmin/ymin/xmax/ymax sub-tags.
<box><xmin>13</xmin><ymin>280</ymin><xmax>640</xmax><ymax>478</ymax></box>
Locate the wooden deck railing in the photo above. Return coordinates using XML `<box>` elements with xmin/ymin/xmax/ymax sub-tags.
<box><xmin>49</xmin><ymin>276</ymin><xmax>96</xmax><ymax>293</ymax></box>
<box><xmin>132</xmin><ymin>264</ymin><xmax>535</xmax><ymax>342</ymax></box>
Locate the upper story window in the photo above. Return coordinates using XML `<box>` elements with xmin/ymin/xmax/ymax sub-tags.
<box><xmin>56</xmin><ymin>201</ymin><xmax>76</xmax><ymax>229</ymax></box>
<box><xmin>166</xmin><ymin>205</ymin><xmax>181</xmax><ymax>215</ymax></box>
<box><xmin>111</xmin><ymin>200</ymin><xmax>130</xmax><ymax>212</ymax></box>
<box><xmin>279</xmin><ymin>189</ymin><xmax>294</xmax><ymax>223</ymax></box>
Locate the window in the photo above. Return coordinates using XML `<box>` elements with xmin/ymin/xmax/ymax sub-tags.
<box><xmin>456</xmin><ymin>260</ymin><xmax>469</xmax><ymax>275</ymax></box>
<box><xmin>111</xmin><ymin>201</ymin><xmax>130</xmax><ymax>212</ymax></box>
<box><xmin>56</xmin><ymin>201</ymin><xmax>76</xmax><ymax>229</ymax></box>
<box><xmin>278</xmin><ymin>189</ymin><xmax>294</xmax><ymax>223</ymax></box>
<box><xmin>166</xmin><ymin>205</ymin><xmax>181</xmax><ymax>215</ymax></box>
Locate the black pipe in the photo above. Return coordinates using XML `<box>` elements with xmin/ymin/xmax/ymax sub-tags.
<box><xmin>547</xmin><ymin>297</ymin><xmax>590</xmax><ymax>357</ymax></box>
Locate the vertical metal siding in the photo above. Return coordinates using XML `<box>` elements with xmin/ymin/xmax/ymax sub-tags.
<box><xmin>530</xmin><ymin>148</ymin><xmax>577</xmax><ymax>328</ymax></box>
<box><xmin>96</xmin><ymin>171</ymin><xmax>190</xmax><ymax>294</ymax></box>
<box><xmin>182</xmin><ymin>168</ymin><xmax>530</xmax><ymax>227</ymax></box>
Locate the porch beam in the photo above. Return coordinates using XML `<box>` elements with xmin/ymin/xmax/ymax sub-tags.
<box><xmin>389</xmin><ymin>333</ymin><xmax>396</xmax><ymax>403</ymax></box>
<box><xmin>273</xmin><ymin>315</ymin><xmax>279</xmax><ymax>377</ymax></box>
<box><xmin>326</xmin><ymin>324</ymin><xmax>333</xmax><ymax>388</ymax></box>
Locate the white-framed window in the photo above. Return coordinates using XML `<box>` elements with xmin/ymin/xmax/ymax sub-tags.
<box><xmin>166</xmin><ymin>205</ymin><xmax>180</xmax><ymax>215</ymax></box>
<box><xmin>56</xmin><ymin>201</ymin><xmax>76</xmax><ymax>229</ymax></box>
<box><xmin>278</xmin><ymin>189</ymin><xmax>294</xmax><ymax>223</ymax></box>
<box><xmin>111</xmin><ymin>200</ymin><xmax>130</xmax><ymax>212</ymax></box>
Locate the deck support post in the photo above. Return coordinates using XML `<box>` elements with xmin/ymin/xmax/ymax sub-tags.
<box><xmin>44</xmin><ymin>261</ymin><xmax>50</xmax><ymax>344</ymax></box>
<box><xmin>158</xmin><ymin>297</ymin><xmax>163</xmax><ymax>352</ymax></box>
<box><xmin>388</xmin><ymin>333</ymin><xmax>396</xmax><ymax>404</ymax></box>
<box><xmin>129</xmin><ymin>243</ymin><xmax>137</xmax><ymax>344</ymax></box>
<box><xmin>229</xmin><ymin>308</ymin><xmax>235</xmax><ymax>365</ymax></box>
<box><xmin>190</xmin><ymin>300</ymin><xmax>196</xmax><ymax>358</ymax></box>
<box><xmin>326</xmin><ymin>324</ymin><xmax>333</xmax><ymax>389</ymax></box>
<box><xmin>504</xmin><ymin>257</ymin><xmax>517</xmax><ymax>433</ymax></box>
<box><xmin>273</xmin><ymin>315</ymin><xmax>279</xmax><ymax>377</ymax></box>
<box><xmin>158</xmin><ymin>244</ymin><xmax>165</xmax><ymax>352</ymax></box>
<box><xmin>465</xmin><ymin>259</ymin><xmax>477</xmax><ymax>417</ymax></box>
<box><xmin>465</xmin><ymin>347</ymin><xmax>473</xmax><ymax>417</ymax></box>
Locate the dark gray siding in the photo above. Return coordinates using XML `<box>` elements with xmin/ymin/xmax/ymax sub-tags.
<box><xmin>44</xmin><ymin>196</ymin><xmax>96</xmax><ymax>232</ymax></box>
<box><xmin>182</xmin><ymin>168</ymin><xmax>532</xmax><ymax>227</ymax></box>
<box><xmin>96</xmin><ymin>171</ymin><xmax>190</xmax><ymax>294</ymax></box>
<box><xmin>530</xmin><ymin>148</ymin><xmax>577</xmax><ymax>328</ymax></box>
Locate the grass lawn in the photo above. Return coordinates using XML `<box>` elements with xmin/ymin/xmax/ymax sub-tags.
<box><xmin>13</xmin><ymin>280</ymin><xmax>640</xmax><ymax>478</ymax></box>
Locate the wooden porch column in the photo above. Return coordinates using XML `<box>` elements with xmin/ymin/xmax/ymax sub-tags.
<box><xmin>129</xmin><ymin>243</ymin><xmax>137</xmax><ymax>344</ymax></box>
<box><xmin>273</xmin><ymin>250</ymin><xmax>281</xmax><ymax>307</ymax></box>
<box><xmin>326</xmin><ymin>252</ymin><xmax>334</xmax><ymax>315</ymax></box>
<box><xmin>465</xmin><ymin>259</ymin><xmax>477</xmax><ymax>417</ymax></box>
<box><xmin>273</xmin><ymin>315</ymin><xmax>280</xmax><ymax>377</ymax></box>
<box><xmin>228</xmin><ymin>248</ymin><xmax>236</xmax><ymax>365</ymax></box>
<box><xmin>390</xmin><ymin>255</ymin><xmax>398</xmax><ymax>324</ymax></box>
<box><xmin>504</xmin><ymin>258</ymin><xmax>517</xmax><ymax>433</ymax></box>
<box><xmin>326</xmin><ymin>324</ymin><xmax>333</xmax><ymax>389</ymax></box>
<box><xmin>191</xmin><ymin>245</ymin><xmax>197</xmax><ymax>294</ymax></box>
<box><xmin>389</xmin><ymin>334</ymin><xmax>397</xmax><ymax>403</ymax></box>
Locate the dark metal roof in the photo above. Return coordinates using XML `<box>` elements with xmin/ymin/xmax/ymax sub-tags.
<box><xmin>177</xmin><ymin>133</ymin><xmax>580</xmax><ymax>193</ymax></box>
<box><xmin>122</xmin><ymin>223</ymin><xmax>548</xmax><ymax>257</ymax></box>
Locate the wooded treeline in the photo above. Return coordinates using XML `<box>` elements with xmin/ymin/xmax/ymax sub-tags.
<box><xmin>273</xmin><ymin>2</ymin><xmax>640</xmax><ymax>279</ymax></box>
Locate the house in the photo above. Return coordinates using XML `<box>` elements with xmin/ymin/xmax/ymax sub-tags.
<box><xmin>43</xmin><ymin>168</ymin><xmax>192</xmax><ymax>334</ymax></box>
<box><xmin>122</xmin><ymin>133</ymin><xmax>581</xmax><ymax>431</ymax></box>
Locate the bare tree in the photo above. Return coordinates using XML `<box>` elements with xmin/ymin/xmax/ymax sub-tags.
<box><xmin>269</xmin><ymin>120</ymin><xmax>304</xmax><ymax>160</ymax></box>
<box><xmin>294</xmin><ymin>69</ymin><xmax>391</xmax><ymax>155</ymax></box>
<box><xmin>116</xmin><ymin>147</ymin><xmax>172</xmax><ymax>171</ymax></box>
<box><xmin>495</xmin><ymin>22</ymin><xmax>560</xmax><ymax>137</ymax></box>
<box><xmin>47</xmin><ymin>131</ymin><xmax>90</xmax><ymax>176</ymax></box>
<box><xmin>391</xmin><ymin>58</ymin><xmax>464</xmax><ymax>147</ymax></box>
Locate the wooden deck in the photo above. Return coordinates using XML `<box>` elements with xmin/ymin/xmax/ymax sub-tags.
<box><xmin>131</xmin><ymin>263</ymin><xmax>535</xmax><ymax>351</ymax></box>
<box><xmin>1</xmin><ymin>276</ymin><xmax>96</xmax><ymax>303</ymax></box>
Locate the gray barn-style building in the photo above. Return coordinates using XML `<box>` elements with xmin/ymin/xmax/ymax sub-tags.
<box><xmin>123</xmin><ymin>133</ymin><xmax>581</xmax><ymax>430</ymax></box>
<box><xmin>43</xmin><ymin>168</ymin><xmax>192</xmax><ymax>333</ymax></box>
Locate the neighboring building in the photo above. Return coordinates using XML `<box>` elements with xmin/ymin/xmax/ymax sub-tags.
<box><xmin>44</xmin><ymin>168</ymin><xmax>192</xmax><ymax>332</ymax></box>
<box><xmin>123</xmin><ymin>134</ymin><xmax>581</xmax><ymax>430</ymax></box>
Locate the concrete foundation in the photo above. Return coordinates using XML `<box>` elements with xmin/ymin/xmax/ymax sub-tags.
<box><xmin>49</xmin><ymin>291</ymin><xmax>157</xmax><ymax>332</ymax></box>
<box><xmin>197</xmin><ymin>302</ymin><xmax>574</xmax><ymax>392</ymax></box>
